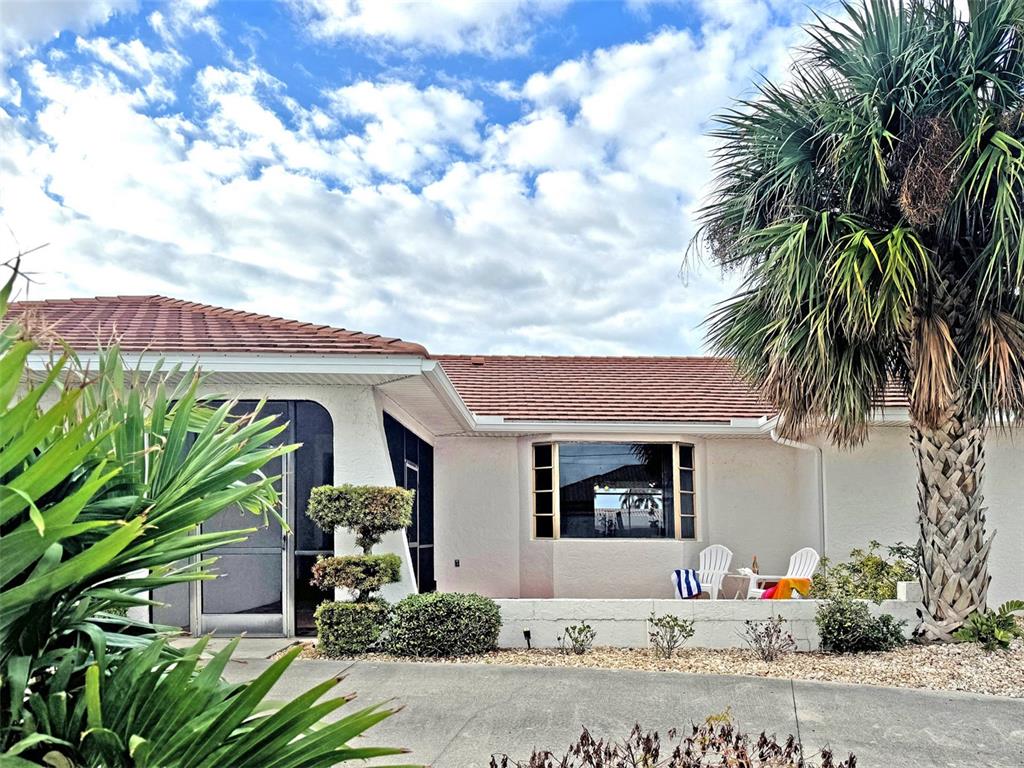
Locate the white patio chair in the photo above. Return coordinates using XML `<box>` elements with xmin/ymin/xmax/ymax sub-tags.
<box><xmin>748</xmin><ymin>547</ymin><xmax>820</xmax><ymax>599</ymax></box>
<box><xmin>697</xmin><ymin>544</ymin><xmax>733</xmax><ymax>600</ymax></box>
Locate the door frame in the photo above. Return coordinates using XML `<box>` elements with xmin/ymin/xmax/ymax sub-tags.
<box><xmin>190</xmin><ymin>441</ymin><xmax>296</xmax><ymax>637</ymax></box>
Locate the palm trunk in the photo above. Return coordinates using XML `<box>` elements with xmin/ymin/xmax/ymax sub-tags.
<box><xmin>911</xmin><ymin>404</ymin><xmax>993</xmax><ymax>641</ymax></box>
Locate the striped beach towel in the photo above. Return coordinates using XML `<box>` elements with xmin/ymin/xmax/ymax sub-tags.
<box><xmin>672</xmin><ymin>568</ymin><xmax>702</xmax><ymax>599</ymax></box>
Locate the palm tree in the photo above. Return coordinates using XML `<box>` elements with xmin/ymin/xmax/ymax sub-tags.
<box><xmin>694</xmin><ymin>0</ymin><xmax>1024</xmax><ymax>640</ymax></box>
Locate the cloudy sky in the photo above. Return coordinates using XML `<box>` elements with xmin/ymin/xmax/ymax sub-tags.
<box><xmin>1</xmin><ymin>0</ymin><xmax>824</xmax><ymax>355</ymax></box>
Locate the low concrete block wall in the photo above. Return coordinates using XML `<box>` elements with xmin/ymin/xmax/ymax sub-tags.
<box><xmin>495</xmin><ymin>598</ymin><xmax>920</xmax><ymax>651</ymax></box>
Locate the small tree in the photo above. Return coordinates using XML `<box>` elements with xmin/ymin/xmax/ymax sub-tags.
<box><xmin>307</xmin><ymin>484</ymin><xmax>413</xmax><ymax>655</ymax></box>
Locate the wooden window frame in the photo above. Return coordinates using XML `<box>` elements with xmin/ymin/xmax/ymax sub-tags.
<box><xmin>674</xmin><ymin>442</ymin><xmax>698</xmax><ymax>541</ymax></box>
<box><xmin>532</xmin><ymin>440</ymin><xmax>698</xmax><ymax>541</ymax></box>
<box><xmin>531</xmin><ymin>442</ymin><xmax>559</xmax><ymax>539</ymax></box>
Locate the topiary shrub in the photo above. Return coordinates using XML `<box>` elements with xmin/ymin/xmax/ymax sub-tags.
<box><xmin>315</xmin><ymin>599</ymin><xmax>389</xmax><ymax>656</ymax></box>
<box><xmin>384</xmin><ymin>592</ymin><xmax>501</xmax><ymax>657</ymax></box>
<box><xmin>815</xmin><ymin>595</ymin><xmax>907</xmax><ymax>653</ymax></box>
<box><xmin>312</xmin><ymin>553</ymin><xmax>402</xmax><ymax>595</ymax></box>
<box><xmin>307</xmin><ymin>484</ymin><xmax>413</xmax><ymax>657</ymax></box>
<box><xmin>307</xmin><ymin>484</ymin><xmax>413</xmax><ymax>553</ymax></box>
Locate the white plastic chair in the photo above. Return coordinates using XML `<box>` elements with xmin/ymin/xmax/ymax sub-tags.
<box><xmin>787</xmin><ymin>547</ymin><xmax>820</xmax><ymax>581</ymax></box>
<box><xmin>748</xmin><ymin>547</ymin><xmax>820</xmax><ymax>599</ymax></box>
<box><xmin>697</xmin><ymin>544</ymin><xmax>733</xmax><ymax>600</ymax></box>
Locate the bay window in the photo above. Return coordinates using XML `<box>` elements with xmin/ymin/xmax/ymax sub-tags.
<box><xmin>532</xmin><ymin>441</ymin><xmax>697</xmax><ymax>540</ymax></box>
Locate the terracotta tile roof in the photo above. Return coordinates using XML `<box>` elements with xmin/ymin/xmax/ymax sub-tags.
<box><xmin>7</xmin><ymin>295</ymin><xmax>428</xmax><ymax>356</ymax></box>
<box><xmin>437</xmin><ymin>355</ymin><xmax>775</xmax><ymax>423</ymax></box>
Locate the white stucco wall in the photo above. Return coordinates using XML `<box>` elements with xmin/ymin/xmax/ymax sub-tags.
<box><xmin>822</xmin><ymin>426</ymin><xmax>1024</xmax><ymax>607</ymax></box>
<box><xmin>433</xmin><ymin>436</ymin><xmax>521</xmax><ymax>596</ymax></box>
<box><xmin>435</xmin><ymin>433</ymin><xmax>823</xmax><ymax>599</ymax></box>
<box><xmin>495</xmin><ymin>597</ymin><xmax>920</xmax><ymax>650</ymax></box>
<box><xmin>433</xmin><ymin>427</ymin><xmax>1022</xmax><ymax>606</ymax></box>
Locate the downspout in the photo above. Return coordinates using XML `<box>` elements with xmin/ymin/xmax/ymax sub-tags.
<box><xmin>770</xmin><ymin>428</ymin><xmax>827</xmax><ymax>559</ymax></box>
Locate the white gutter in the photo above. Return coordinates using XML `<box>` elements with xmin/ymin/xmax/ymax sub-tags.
<box><xmin>770</xmin><ymin>427</ymin><xmax>828</xmax><ymax>558</ymax></box>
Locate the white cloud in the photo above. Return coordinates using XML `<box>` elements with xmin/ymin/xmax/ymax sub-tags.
<box><xmin>288</xmin><ymin>0</ymin><xmax>568</xmax><ymax>56</ymax></box>
<box><xmin>149</xmin><ymin>0</ymin><xmax>221</xmax><ymax>44</ymax></box>
<box><xmin>327</xmin><ymin>81</ymin><xmax>483</xmax><ymax>180</ymax></box>
<box><xmin>1</xmin><ymin>0</ymin><xmax>135</xmax><ymax>56</ymax></box>
<box><xmin>3</xmin><ymin>1</ymin><xmax>810</xmax><ymax>355</ymax></box>
<box><xmin>74</xmin><ymin>36</ymin><xmax>186</xmax><ymax>102</ymax></box>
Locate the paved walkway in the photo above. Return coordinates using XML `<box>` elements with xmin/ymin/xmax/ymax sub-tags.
<box><xmin>218</xmin><ymin>642</ymin><xmax>1024</xmax><ymax>767</ymax></box>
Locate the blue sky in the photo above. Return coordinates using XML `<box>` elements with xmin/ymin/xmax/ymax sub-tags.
<box><xmin>1</xmin><ymin>0</ymin><xmax>822</xmax><ymax>355</ymax></box>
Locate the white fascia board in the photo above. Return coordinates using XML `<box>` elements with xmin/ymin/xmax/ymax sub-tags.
<box><xmin>456</xmin><ymin>418</ymin><xmax>767</xmax><ymax>436</ymax></box>
<box><xmin>26</xmin><ymin>351</ymin><xmax>428</xmax><ymax>377</ymax></box>
<box><xmin>420</xmin><ymin>360</ymin><xmax>478</xmax><ymax>431</ymax></box>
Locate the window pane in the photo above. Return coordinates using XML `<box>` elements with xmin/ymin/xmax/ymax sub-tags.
<box><xmin>534</xmin><ymin>444</ymin><xmax>552</xmax><ymax>467</ymax></box>
<box><xmin>679</xmin><ymin>493</ymin><xmax>694</xmax><ymax>516</ymax></box>
<box><xmin>679</xmin><ymin>469</ymin><xmax>694</xmax><ymax>492</ymax></box>
<box><xmin>534</xmin><ymin>467</ymin><xmax>552</xmax><ymax>491</ymax></box>
<box><xmin>558</xmin><ymin>443</ymin><xmax>672</xmax><ymax>539</ymax></box>
<box><xmin>680</xmin><ymin>515</ymin><xmax>695</xmax><ymax>539</ymax></box>
<box><xmin>679</xmin><ymin>445</ymin><xmax>694</xmax><ymax>468</ymax></box>
<box><xmin>535</xmin><ymin>515</ymin><xmax>553</xmax><ymax>538</ymax></box>
<box><xmin>535</xmin><ymin>491</ymin><xmax>552</xmax><ymax>516</ymax></box>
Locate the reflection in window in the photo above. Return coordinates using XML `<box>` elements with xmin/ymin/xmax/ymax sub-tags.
<box><xmin>559</xmin><ymin>443</ymin><xmax>674</xmax><ymax>539</ymax></box>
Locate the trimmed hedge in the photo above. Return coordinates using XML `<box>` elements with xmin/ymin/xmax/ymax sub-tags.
<box><xmin>307</xmin><ymin>484</ymin><xmax>413</xmax><ymax>553</ymax></box>
<box><xmin>815</xmin><ymin>596</ymin><xmax>907</xmax><ymax>653</ymax></box>
<box><xmin>314</xmin><ymin>599</ymin><xmax>389</xmax><ymax>656</ymax></box>
<box><xmin>311</xmin><ymin>553</ymin><xmax>402</xmax><ymax>595</ymax></box>
<box><xmin>384</xmin><ymin>592</ymin><xmax>501</xmax><ymax>657</ymax></box>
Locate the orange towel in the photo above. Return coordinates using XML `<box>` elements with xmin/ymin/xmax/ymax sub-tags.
<box><xmin>768</xmin><ymin>577</ymin><xmax>812</xmax><ymax>599</ymax></box>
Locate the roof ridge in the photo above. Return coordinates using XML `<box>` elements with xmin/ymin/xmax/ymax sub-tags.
<box><xmin>9</xmin><ymin>295</ymin><xmax>429</xmax><ymax>356</ymax></box>
<box><xmin>150</xmin><ymin>296</ymin><xmax>422</xmax><ymax>348</ymax></box>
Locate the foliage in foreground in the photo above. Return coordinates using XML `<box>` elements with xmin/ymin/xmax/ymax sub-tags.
<box><xmin>954</xmin><ymin>600</ymin><xmax>1024</xmax><ymax>651</ymax></box>
<box><xmin>0</xmin><ymin>271</ymin><xmax>410</xmax><ymax>765</ymax></box>
<box><xmin>489</xmin><ymin>721</ymin><xmax>855</xmax><ymax>768</ymax></box>
<box><xmin>384</xmin><ymin>592</ymin><xmax>501</xmax><ymax>657</ymax></box>
<box><xmin>815</xmin><ymin>596</ymin><xmax>907</xmax><ymax>654</ymax></box>
<box><xmin>810</xmin><ymin>541</ymin><xmax>919</xmax><ymax>603</ymax></box>
<box><xmin>693</xmin><ymin>0</ymin><xmax>1024</xmax><ymax>639</ymax></box>
<box><xmin>6</xmin><ymin>638</ymin><xmax>403</xmax><ymax>768</ymax></box>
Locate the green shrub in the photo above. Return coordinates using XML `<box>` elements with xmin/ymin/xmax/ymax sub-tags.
<box><xmin>307</xmin><ymin>484</ymin><xmax>413</xmax><ymax>553</ymax></box>
<box><xmin>312</xmin><ymin>553</ymin><xmax>402</xmax><ymax>596</ymax></box>
<box><xmin>647</xmin><ymin>612</ymin><xmax>694</xmax><ymax>658</ymax></box>
<box><xmin>384</xmin><ymin>593</ymin><xmax>501</xmax><ymax>657</ymax></box>
<box><xmin>809</xmin><ymin>540</ymin><xmax>919</xmax><ymax>602</ymax></box>
<box><xmin>315</xmin><ymin>599</ymin><xmax>390</xmax><ymax>656</ymax></box>
<box><xmin>815</xmin><ymin>596</ymin><xmax>907</xmax><ymax>653</ymax></box>
<box><xmin>953</xmin><ymin>600</ymin><xmax>1024</xmax><ymax>651</ymax></box>
<box><xmin>558</xmin><ymin>622</ymin><xmax>597</xmax><ymax>655</ymax></box>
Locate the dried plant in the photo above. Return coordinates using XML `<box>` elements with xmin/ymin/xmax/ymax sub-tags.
<box><xmin>489</xmin><ymin>720</ymin><xmax>856</xmax><ymax>767</ymax></box>
<box><xmin>743</xmin><ymin>615</ymin><xmax>798</xmax><ymax>662</ymax></box>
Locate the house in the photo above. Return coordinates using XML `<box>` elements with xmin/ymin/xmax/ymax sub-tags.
<box><xmin>11</xmin><ymin>295</ymin><xmax>1023</xmax><ymax>637</ymax></box>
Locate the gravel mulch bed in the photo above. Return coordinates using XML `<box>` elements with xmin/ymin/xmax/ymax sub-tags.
<box><xmin>285</xmin><ymin>638</ymin><xmax>1024</xmax><ymax>699</ymax></box>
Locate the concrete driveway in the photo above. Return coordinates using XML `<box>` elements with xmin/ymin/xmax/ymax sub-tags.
<box><xmin>221</xmin><ymin>651</ymin><xmax>1024</xmax><ymax>768</ymax></box>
